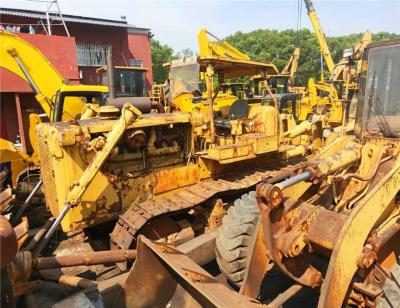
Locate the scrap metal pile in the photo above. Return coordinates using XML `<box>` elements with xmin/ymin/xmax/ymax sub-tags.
<box><xmin>1</xmin><ymin>1</ymin><xmax>399</xmax><ymax>307</ymax></box>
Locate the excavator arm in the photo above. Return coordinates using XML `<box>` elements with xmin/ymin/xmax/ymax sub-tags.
<box><xmin>0</xmin><ymin>32</ymin><xmax>80</xmax><ymax>121</ymax></box>
<box><xmin>198</xmin><ymin>28</ymin><xmax>250</xmax><ymax>60</ymax></box>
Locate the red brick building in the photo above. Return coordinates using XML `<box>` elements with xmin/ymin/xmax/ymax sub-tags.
<box><xmin>0</xmin><ymin>8</ymin><xmax>152</xmax><ymax>148</ymax></box>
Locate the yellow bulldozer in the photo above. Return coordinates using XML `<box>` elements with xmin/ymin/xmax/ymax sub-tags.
<box><xmin>0</xmin><ymin>53</ymin><xmax>326</xmax><ymax>304</ymax></box>
<box><xmin>112</xmin><ymin>38</ymin><xmax>400</xmax><ymax>307</ymax></box>
<box><xmin>0</xmin><ymin>32</ymin><xmax>158</xmax><ymax>208</ymax></box>
<box><xmin>27</xmin><ymin>55</ymin><xmax>322</xmax><ymax>254</ymax></box>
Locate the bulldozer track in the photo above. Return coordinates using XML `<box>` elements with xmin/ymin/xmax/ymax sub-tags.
<box><xmin>110</xmin><ymin>167</ymin><xmax>277</xmax><ymax>250</ymax></box>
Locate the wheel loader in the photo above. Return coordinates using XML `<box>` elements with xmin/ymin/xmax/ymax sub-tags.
<box><xmin>111</xmin><ymin>38</ymin><xmax>400</xmax><ymax>307</ymax></box>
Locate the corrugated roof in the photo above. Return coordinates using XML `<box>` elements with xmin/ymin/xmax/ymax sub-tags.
<box><xmin>0</xmin><ymin>7</ymin><xmax>150</xmax><ymax>33</ymax></box>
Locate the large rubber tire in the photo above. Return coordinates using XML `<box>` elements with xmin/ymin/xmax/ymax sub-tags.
<box><xmin>215</xmin><ymin>191</ymin><xmax>259</xmax><ymax>288</ymax></box>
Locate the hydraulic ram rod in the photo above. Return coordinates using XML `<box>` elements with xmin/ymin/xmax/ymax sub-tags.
<box><xmin>12</xmin><ymin>179</ymin><xmax>43</xmax><ymax>225</ymax></box>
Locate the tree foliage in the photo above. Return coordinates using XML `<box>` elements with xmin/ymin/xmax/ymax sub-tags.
<box><xmin>151</xmin><ymin>39</ymin><xmax>177</xmax><ymax>84</ymax></box>
<box><xmin>175</xmin><ymin>48</ymin><xmax>195</xmax><ymax>59</ymax></box>
<box><xmin>152</xmin><ymin>30</ymin><xmax>398</xmax><ymax>85</ymax></box>
<box><xmin>225</xmin><ymin>29</ymin><xmax>398</xmax><ymax>85</ymax></box>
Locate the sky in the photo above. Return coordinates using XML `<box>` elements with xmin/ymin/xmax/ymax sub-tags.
<box><xmin>1</xmin><ymin>0</ymin><xmax>400</xmax><ymax>51</ymax></box>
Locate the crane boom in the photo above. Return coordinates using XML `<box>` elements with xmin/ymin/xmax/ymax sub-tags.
<box><xmin>304</xmin><ymin>0</ymin><xmax>335</xmax><ymax>74</ymax></box>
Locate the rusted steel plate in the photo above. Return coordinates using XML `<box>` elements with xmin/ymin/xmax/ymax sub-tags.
<box><xmin>308</xmin><ymin>209</ymin><xmax>347</xmax><ymax>252</ymax></box>
<box><xmin>214</xmin><ymin>179</ymin><xmax>236</xmax><ymax>190</ymax></box>
<box><xmin>153</xmin><ymin>199</ymin><xmax>176</xmax><ymax>212</ymax></box>
<box><xmin>118</xmin><ymin>208</ymin><xmax>146</xmax><ymax>230</ymax></box>
<box><xmin>186</xmin><ymin>185</ymin><xmax>214</xmax><ymax>199</ymax></box>
<box><xmin>240</xmin><ymin>219</ymin><xmax>273</xmax><ymax>298</ymax></box>
<box><xmin>164</xmin><ymin>195</ymin><xmax>192</xmax><ymax>211</ymax></box>
<box><xmin>114</xmin><ymin>236</ymin><xmax>262</xmax><ymax>308</ymax></box>
<box><xmin>136</xmin><ymin>201</ymin><xmax>162</xmax><ymax>217</ymax></box>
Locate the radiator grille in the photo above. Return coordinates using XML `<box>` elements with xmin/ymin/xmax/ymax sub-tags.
<box><xmin>36</xmin><ymin>131</ymin><xmax>58</xmax><ymax>212</ymax></box>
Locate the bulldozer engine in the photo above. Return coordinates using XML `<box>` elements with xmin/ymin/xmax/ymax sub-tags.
<box><xmin>36</xmin><ymin>111</ymin><xmax>204</xmax><ymax>232</ymax></box>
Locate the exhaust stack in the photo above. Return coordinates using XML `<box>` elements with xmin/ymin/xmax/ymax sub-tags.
<box><xmin>107</xmin><ymin>46</ymin><xmax>116</xmax><ymax>99</ymax></box>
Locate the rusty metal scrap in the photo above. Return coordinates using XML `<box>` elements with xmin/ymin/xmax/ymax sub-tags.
<box><xmin>256</xmin><ymin>183</ymin><xmax>324</xmax><ymax>288</ymax></box>
<box><xmin>113</xmin><ymin>236</ymin><xmax>263</xmax><ymax>308</ymax></box>
<box><xmin>0</xmin><ymin>215</ymin><xmax>18</xmax><ymax>268</ymax></box>
<box><xmin>39</xmin><ymin>270</ymin><xmax>97</xmax><ymax>289</ymax></box>
<box><xmin>35</xmin><ymin>249</ymin><xmax>137</xmax><ymax>270</ymax></box>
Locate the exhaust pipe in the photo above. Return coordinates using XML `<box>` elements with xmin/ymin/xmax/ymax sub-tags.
<box><xmin>107</xmin><ymin>46</ymin><xmax>116</xmax><ymax>99</ymax></box>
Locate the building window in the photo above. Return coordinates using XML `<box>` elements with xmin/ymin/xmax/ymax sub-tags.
<box><xmin>76</xmin><ymin>42</ymin><xmax>111</xmax><ymax>67</ymax></box>
<box><xmin>129</xmin><ymin>59</ymin><xmax>143</xmax><ymax>67</ymax></box>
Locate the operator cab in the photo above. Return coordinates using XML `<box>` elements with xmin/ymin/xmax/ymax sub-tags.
<box><xmin>98</xmin><ymin>66</ymin><xmax>147</xmax><ymax>97</ymax></box>
<box><xmin>262</xmin><ymin>93</ymin><xmax>300</xmax><ymax>119</ymax></box>
<box><xmin>354</xmin><ymin>39</ymin><xmax>400</xmax><ymax>141</ymax></box>
<box><xmin>252</xmin><ymin>74</ymin><xmax>290</xmax><ymax>97</ymax></box>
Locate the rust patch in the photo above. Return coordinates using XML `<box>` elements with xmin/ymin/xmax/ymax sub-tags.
<box><xmin>151</xmin><ymin>165</ymin><xmax>199</xmax><ymax>195</ymax></box>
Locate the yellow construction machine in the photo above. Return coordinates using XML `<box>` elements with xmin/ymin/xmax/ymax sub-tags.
<box><xmin>153</xmin><ymin>28</ymin><xmax>302</xmax><ymax>113</ymax></box>
<box><xmin>303</xmin><ymin>0</ymin><xmax>372</xmax><ymax>126</ymax></box>
<box><xmin>29</xmin><ymin>56</ymin><xmax>322</xmax><ymax>258</ymax></box>
<box><xmin>0</xmin><ymin>55</ymin><xmax>326</xmax><ymax>304</ymax></box>
<box><xmin>164</xmin><ymin>54</ymin><xmax>278</xmax><ymax>113</ymax></box>
<box><xmin>163</xmin><ymin>29</ymin><xmax>281</xmax><ymax>113</ymax></box>
<box><xmin>0</xmin><ymin>32</ymin><xmax>108</xmax><ymax>189</ymax></box>
<box><xmin>119</xmin><ymin>38</ymin><xmax>400</xmax><ymax>308</ymax></box>
<box><xmin>199</xmin><ymin>28</ymin><xmax>303</xmax><ymax>108</ymax></box>
<box><xmin>0</xmin><ymin>32</ymin><xmax>157</xmax><ymax>201</ymax></box>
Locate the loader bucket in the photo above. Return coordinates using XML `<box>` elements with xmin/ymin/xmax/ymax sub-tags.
<box><xmin>113</xmin><ymin>235</ymin><xmax>262</xmax><ymax>308</ymax></box>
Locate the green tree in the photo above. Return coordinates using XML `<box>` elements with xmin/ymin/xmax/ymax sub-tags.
<box><xmin>225</xmin><ymin>29</ymin><xmax>398</xmax><ymax>85</ymax></box>
<box><xmin>175</xmin><ymin>48</ymin><xmax>196</xmax><ymax>59</ymax></box>
<box><xmin>150</xmin><ymin>31</ymin><xmax>398</xmax><ymax>86</ymax></box>
<box><xmin>151</xmin><ymin>39</ymin><xmax>177</xmax><ymax>84</ymax></box>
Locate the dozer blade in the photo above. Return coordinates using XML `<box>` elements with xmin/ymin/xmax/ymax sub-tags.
<box><xmin>113</xmin><ymin>235</ymin><xmax>262</xmax><ymax>308</ymax></box>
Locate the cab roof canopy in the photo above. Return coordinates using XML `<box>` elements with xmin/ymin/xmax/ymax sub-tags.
<box><xmin>164</xmin><ymin>56</ymin><xmax>279</xmax><ymax>79</ymax></box>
